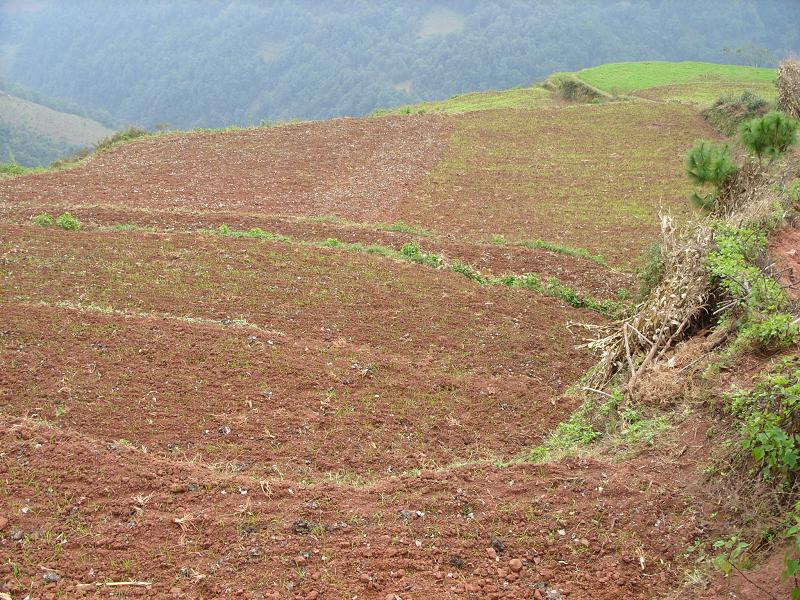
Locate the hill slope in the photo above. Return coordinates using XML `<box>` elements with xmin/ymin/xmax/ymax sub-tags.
<box><xmin>0</xmin><ymin>92</ymin><xmax>113</xmax><ymax>166</ymax></box>
<box><xmin>0</xmin><ymin>63</ymin><xmax>797</xmax><ymax>599</ymax></box>
<box><xmin>2</xmin><ymin>1</ymin><xmax>798</xmax><ymax>127</ymax></box>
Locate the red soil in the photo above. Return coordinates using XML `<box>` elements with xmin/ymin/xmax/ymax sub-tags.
<box><xmin>770</xmin><ymin>225</ymin><xmax>800</xmax><ymax>300</ymax></box>
<box><xmin>0</xmin><ymin>103</ymin><xmax>745</xmax><ymax>599</ymax></box>
<box><xmin>1</xmin><ymin>415</ymin><xmax>718</xmax><ymax>600</ymax></box>
<box><xmin>0</xmin><ymin>116</ymin><xmax>452</xmax><ymax>220</ymax></box>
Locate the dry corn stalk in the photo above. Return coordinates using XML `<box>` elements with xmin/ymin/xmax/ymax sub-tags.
<box><xmin>585</xmin><ymin>157</ymin><xmax>786</xmax><ymax>395</ymax></box>
<box><xmin>777</xmin><ymin>58</ymin><xmax>800</xmax><ymax>120</ymax></box>
<box><xmin>586</xmin><ymin>214</ymin><xmax>714</xmax><ymax>393</ymax></box>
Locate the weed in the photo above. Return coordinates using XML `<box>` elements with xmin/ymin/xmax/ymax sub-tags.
<box><xmin>528</xmin><ymin>392</ymin><xmax>621</xmax><ymax>462</ymax></box>
<box><xmin>727</xmin><ymin>356</ymin><xmax>799</xmax><ymax>486</ymax></box>
<box><xmin>31</xmin><ymin>213</ymin><xmax>55</xmax><ymax>227</ymax></box>
<box><xmin>712</xmin><ymin>535</ymin><xmax>751</xmax><ymax>576</ymax></box>
<box><xmin>450</xmin><ymin>261</ymin><xmax>484</xmax><ymax>282</ymax></box>
<box><xmin>783</xmin><ymin>502</ymin><xmax>800</xmax><ymax>596</ymax></box>
<box><xmin>739</xmin><ymin>313</ymin><xmax>799</xmax><ymax>350</ymax></box>
<box><xmin>376</xmin><ymin>221</ymin><xmax>430</xmax><ymax>236</ymax></box>
<box><xmin>55</xmin><ymin>212</ymin><xmax>82</xmax><ymax>231</ymax></box>
<box><xmin>399</xmin><ymin>241</ymin><xmax>440</xmax><ymax>267</ymax></box>
<box><xmin>517</xmin><ymin>239</ymin><xmax>607</xmax><ymax>265</ymax></box>
<box><xmin>487</xmin><ymin>234</ymin><xmax>505</xmax><ymax>245</ymax></box>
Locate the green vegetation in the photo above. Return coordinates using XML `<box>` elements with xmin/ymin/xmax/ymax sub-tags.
<box><xmin>0</xmin><ymin>160</ymin><xmax>36</xmax><ymax>176</ymax></box>
<box><xmin>209</xmin><ymin>224</ymin><xmax>621</xmax><ymax>318</ymax></box>
<box><xmin>374</xmin><ymin>86</ymin><xmax>553</xmax><ymax>116</ymax></box>
<box><xmin>7</xmin><ymin>3</ymin><xmax>797</xmax><ymax>130</ymax></box>
<box><xmin>527</xmin><ymin>391</ymin><xmax>671</xmax><ymax>463</ymax></box>
<box><xmin>702</xmin><ymin>90</ymin><xmax>770</xmax><ymax>136</ymax></box>
<box><xmin>685</xmin><ymin>140</ymin><xmax>736</xmax><ymax>187</ymax></box>
<box><xmin>31</xmin><ymin>213</ymin><xmax>55</xmax><ymax>227</ymax></box>
<box><xmin>55</xmin><ymin>212</ymin><xmax>82</xmax><ymax>231</ymax></box>
<box><xmin>577</xmin><ymin>62</ymin><xmax>775</xmax><ymax>100</ymax></box>
<box><xmin>707</xmin><ymin>224</ymin><xmax>791</xmax><ymax>351</ymax></box>
<box><xmin>729</xmin><ymin>357</ymin><xmax>799</xmax><ymax>485</ymax></box>
<box><xmin>517</xmin><ymin>239</ymin><xmax>607</xmax><ymax>265</ymax></box>
<box><xmin>546</xmin><ymin>73</ymin><xmax>608</xmax><ymax>103</ymax></box>
<box><xmin>739</xmin><ymin>110</ymin><xmax>798</xmax><ymax>162</ymax></box>
<box><xmin>785</xmin><ymin>503</ymin><xmax>800</xmax><ymax>596</ymax></box>
<box><xmin>722</xmin><ymin>359</ymin><xmax>800</xmax><ymax>595</ymax></box>
<box><xmin>415</xmin><ymin>102</ymin><xmax>702</xmax><ymax>267</ymax></box>
<box><xmin>30</xmin><ymin>212</ymin><xmax>82</xmax><ymax>230</ymax></box>
<box><xmin>684</xmin><ymin>139</ymin><xmax>737</xmax><ymax>210</ymax></box>
<box><xmin>94</xmin><ymin>126</ymin><xmax>151</xmax><ymax>153</ymax></box>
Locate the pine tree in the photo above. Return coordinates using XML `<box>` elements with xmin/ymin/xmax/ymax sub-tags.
<box><xmin>739</xmin><ymin>111</ymin><xmax>798</xmax><ymax>162</ymax></box>
<box><xmin>685</xmin><ymin>140</ymin><xmax>737</xmax><ymax>211</ymax></box>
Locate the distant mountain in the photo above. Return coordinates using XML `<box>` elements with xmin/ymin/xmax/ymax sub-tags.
<box><xmin>1</xmin><ymin>0</ymin><xmax>798</xmax><ymax>130</ymax></box>
<box><xmin>0</xmin><ymin>89</ymin><xmax>114</xmax><ymax>166</ymax></box>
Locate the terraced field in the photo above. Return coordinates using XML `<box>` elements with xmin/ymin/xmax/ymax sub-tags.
<box><xmin>0</xmin><ymin>63</ymin><xmax>778</xmax><ymax>599</ymax></box>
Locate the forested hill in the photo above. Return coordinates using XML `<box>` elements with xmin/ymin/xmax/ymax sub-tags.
<box><xmin>1</xmin><ymin>0</ymin><xmax>799</xmax><ymax>129</ymax></box>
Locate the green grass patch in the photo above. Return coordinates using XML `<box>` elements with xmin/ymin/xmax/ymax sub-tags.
<box><xmin>373</xmin><ymin>86</ymin><xmax>553</xmax><ymax>116</ymax></box>
<box><xmin>304</xmin><ymin>215</ymin><xmax>429</xmax><ymax>236</ymax></box>
<box><xmin>375</xmin><ymin>220</ymin><xmax>431</xmax><ymax>236</ymax></box>
<box><xmin>527</xmin><ymin>392</ymin><xmax>672</xmax><ymax>463</ymax></box>
<box><xmin>517</xmin><ymin>239</ymin><xmax>607</xmax><ymax>265</ymax></box>
<box><xmin>97</xmin><ymin>223</ymin><xmax>157</xmax><ymax>233</ymax></box>
<box><xmin>576</xmin><ymin>61</ymin><xmax>775</xmax><ymax>96</ymax></box>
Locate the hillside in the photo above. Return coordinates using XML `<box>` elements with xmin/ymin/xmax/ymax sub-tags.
<box><xmin>1</xmin><ymin>1</ymin><xmax>798</xmax><ymax>128</ymax></box>
<box><xmin>0</xmin><ymin>62</ymin><xmax>798</xmax><ymax>599</ymax></box>
<box><xmin>0</xmin><ymin>92</ymin><xmax>113</xmax><ymax>166</ymax></box>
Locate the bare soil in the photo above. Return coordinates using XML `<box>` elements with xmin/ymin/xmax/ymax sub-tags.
<box><xmin>1</xmin><ymin>414</ymin><xmax>719</xmax><ymax>600</ymax></box>
<box><xmin>0</xmin><ymin>102</ymin><xmax>751</xmax><ymax>599</ymax></box>
<box><xmin>770</xmin><ymin>224</ymin><xmax>800</xmax><ymax>300</ymax></box>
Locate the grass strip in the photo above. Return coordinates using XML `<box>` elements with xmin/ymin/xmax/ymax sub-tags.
<box><xmin>212</xmin><ymin>224</ymin><xmax>624</xmax><ymax>318</ymax></box>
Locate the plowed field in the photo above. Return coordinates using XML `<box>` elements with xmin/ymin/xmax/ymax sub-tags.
<box><xmin>0</xmin><ymin>98</ymin><xmax>733</xmax><ymax>599</ymax></box>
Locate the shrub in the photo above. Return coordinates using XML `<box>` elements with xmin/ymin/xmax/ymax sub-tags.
<box><xmin>728</xmin><ymin>357</ymin><xmax>799</xmax><ymax>486</ymax></box>
<box><xmin>739</xmin><ymin>111</ymin><xmax>798</xmax><ymax>162</ymax></box>
<box><xmin>400</xmin><ymin>241</ymin><xmax>439</xmax><ymax>267</ymax></box>
<box><xmin>95</xmin><ymin>126</ymin><xmax>150</xmax><ymax>152</ymax></box>
<box><xmin>685</xmin><ymin>140</ymin><xmax>737</xmax><ymax>210</ymax></box>
<box><xmin>742</xmin><ymin>313</ymin><xmax>799</xmax><ymax>350</ymax></box>
<box><xmin>702</xmin><ymin>89</ymin><xmax>769</xmax><ymax>136</ymax></box>
<box><xmin>547</xmin><ymin>74</ymin><xmax>605</xmax><ymax>103</ymax></box>
<box><xmin>55</xmin><ymin>212</ymin><xmax>82</xmax><ymax>230</ymax></box>
<box><xmin>0</xmin><ymin>161</ymin><xmax>28</xmax><ymax>176</ymax></box>
<box><xmin>31</xmin><ymin>213</ymin><xmax>55</xmax><ymax>227</ymax></box>
<box><xmin>707</xmin><ymin>224</ymin><xmax>787</xmax><ymax>315</ymax></box>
